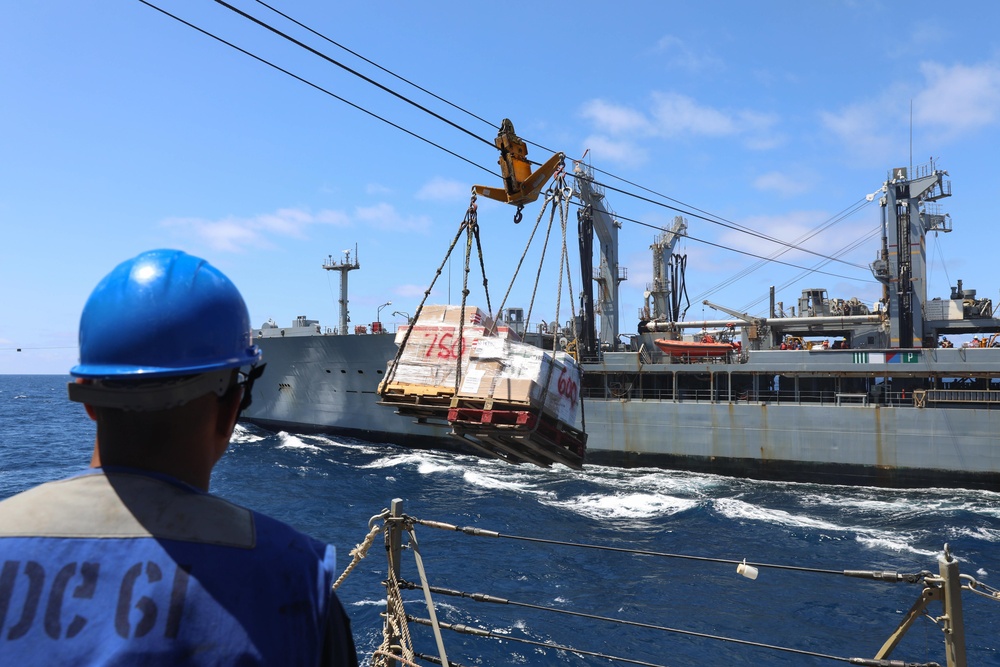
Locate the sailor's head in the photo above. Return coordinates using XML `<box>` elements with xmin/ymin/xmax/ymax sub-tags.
<box><xmin>67</xmin><ymin>249</ymin><xmax>263</xmax><ymax>412</ymax></box>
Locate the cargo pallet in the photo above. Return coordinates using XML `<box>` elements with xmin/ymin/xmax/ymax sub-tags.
<box><xmin>448</xmin><ymin>405</ymin><xmax>587</xmax><ymax>470</ymax></box>
<box><xmin>378</xmin><ymin>383</ymin><xmax>455</xmax><ymax>419</ymax></box>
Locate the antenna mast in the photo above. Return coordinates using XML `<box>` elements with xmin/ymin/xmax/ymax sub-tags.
<box><xmin>323</xmin><ymin>246</ymin><xmax>361</xmax><ymax>335</ymax></box>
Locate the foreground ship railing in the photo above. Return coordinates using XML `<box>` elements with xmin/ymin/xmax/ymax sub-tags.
<box><xmin>331</xmin><ymin>499</ymin><xmax>998</xmax><ymax>667</ymax></box>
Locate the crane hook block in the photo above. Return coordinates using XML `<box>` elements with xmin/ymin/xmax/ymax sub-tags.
<box><xmin>473</xmin><ymin>118</ymin><xmax>564</xmax><ymax>208</ymax></box>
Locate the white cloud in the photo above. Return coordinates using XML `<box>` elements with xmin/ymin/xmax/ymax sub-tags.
<box><xmin>579</xmin><ymin>92</ymin><xmax>781</xmax><ymax>163</ymax></box>
<box><xmin>649</xmin><ymin>92</ymin><xmax>738</xmax><ymax>137</ymax></box>
<box><xmin>355</xmin><ymin>202</ymin><xmax>432</xmax><ymax>233</ymax></box>
<box><xmin>416</xmin><ymin>177</ymin><xmax>469</xmax><ymax>202</ymax></box>
<box><xmin>914</xmin><ymin>61</ymin><xmax>1000</xmax><ymax>139</ymax></box>
<box><xmin>819</xmin><ymin>99</ymin><xmax>897</xmax><ymax>163</ymax></box>
<box><xmin>162</xmin><ymin>207</ymin><xmax>350</xmax><ymax>253</ymax></box>
<box><xmin>820</xmin><ymin>61</ymin><xmax>1000</xmax><ymax>162</ymax></box>
<box><xmin>394</xmin><ymin>284</ymin><xmax>429</xmax><ymax>298</ymax></box>
<box><xmin>581</xmin><ymin>134</ymin><xmax>649</xmax><ymax>168</ymax></box>
<box><xmin>580</xmin><ymin>99</ymin><xmax>650</xmax><ymax>135</ymax></box>
<box><xmin>652</xmin><ymin>35</ymin><xmax>723</xmax><ymax>72</ymax></box>
<box><xmin>366</xmin><ymin>183</ymin><xmax>393</xmax><ymax>196</ymax></box>
<box><xmin>753</xmin><ymin>171</ymin><xmax>811</xmax><ymax>197</ymax></box>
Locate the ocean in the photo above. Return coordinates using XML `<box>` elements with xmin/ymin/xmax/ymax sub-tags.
<box><xmin>2</xmin><ymin>374</ymin><xmax>999</xmax><ymax>665</ymax></box>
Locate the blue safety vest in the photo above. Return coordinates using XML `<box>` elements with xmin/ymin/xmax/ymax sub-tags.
<box><xmin>0</xmin><ymin>468</ymin><xmax>357</xmax><ymax>666</ymax></box>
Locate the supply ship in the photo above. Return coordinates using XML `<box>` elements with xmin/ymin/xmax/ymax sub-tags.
<box><xmin>243</xmin><ymin>158</ymin><xmax>1000</xmax><ymax>491</ymax></box>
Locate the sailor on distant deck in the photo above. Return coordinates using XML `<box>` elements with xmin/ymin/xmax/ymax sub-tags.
<box><xmin>0</xmin><ymin>249</ymin><xmax>358</xmax><ymax>666</ymax></box>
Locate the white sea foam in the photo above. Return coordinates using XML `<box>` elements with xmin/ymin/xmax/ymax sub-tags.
<box><xmin>715</xmin><ymin>497</ymin><xmax>943</xmax><ymax>556</ymax></box>
<box><xmin>275</xmin><ymin>432</ymin><xmax>324</xmax><ymax>451</ymax></box>
<box><xmin>461</xmin><ymin>469</ymin><xmax>555</xmax><ymax>497</ymax></box>
<box><xmin>549</xmin><ymin>492</ymin><xmax>698</xmax><ymax>521</ymax></box>
<box><xmin>361</xmin><ymin>450</ymin><xmax>460</xmax><ymax>475</ymax></box>
<box><xmin>230</xmin><ymin>424</ymin><xmax>266</xmax><ymax>444</ymax></box>
<box><xmin>715</xmin><ymin>497</ymin><xmax>848</xmax><ymax>531</ymax></box>
<box><xmin>952</xmin><ymin>525</ymin><xmax>1000</xmax><ymax>543</ymax></box>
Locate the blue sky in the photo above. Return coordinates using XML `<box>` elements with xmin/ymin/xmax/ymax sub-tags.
<box><xmin>4</xmin><ymin>1</ymin><xmax>1000</xmax><ymax>374</ymax></box>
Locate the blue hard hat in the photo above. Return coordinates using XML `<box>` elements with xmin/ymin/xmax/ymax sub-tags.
<box><xmin>71</xmin><ymin>249</ymin><xmax>261</xmax><ymax>378</ymax></box>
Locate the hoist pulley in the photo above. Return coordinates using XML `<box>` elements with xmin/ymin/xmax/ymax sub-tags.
<box><xmin>473</xmin><ymin>119</ymin><xmax>564</xmax><ymax>221</ymax></box>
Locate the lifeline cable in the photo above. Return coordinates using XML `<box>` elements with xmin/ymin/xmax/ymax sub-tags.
<box><xmin>408</xmin><ymin>516</ymin><xmax>928</xmax><ymax>581</ymax></box>
<box><xmin>403</xmin><ymin>595</ymin><xmax>893</xmax><ymax>666</ymax></box>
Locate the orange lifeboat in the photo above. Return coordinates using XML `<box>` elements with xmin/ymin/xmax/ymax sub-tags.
<box><xmin>654</xmin><ymin>335</ymin><xmax>736</xmax><ymax>359</ymax></box>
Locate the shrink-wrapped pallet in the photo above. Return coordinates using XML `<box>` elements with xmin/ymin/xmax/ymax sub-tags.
<box><xmin>457</xmin><ymin>336</ymin><xmax>581</xmax><ymax>425</ymax></box>
<box><xmin>381</xmin><ymin>305</ymin><xmax>493</xmax><ymax>395</ymax></box>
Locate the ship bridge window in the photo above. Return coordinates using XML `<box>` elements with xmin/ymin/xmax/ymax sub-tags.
<box><xmin>341</xmin><ymin>369</ymin><xmax>347</xmax><ymax>374</ymax></box>
<box><xmin>326</xmin><ymin>369</ymin><xmax>332</xmax><ymax>373</ymax></box>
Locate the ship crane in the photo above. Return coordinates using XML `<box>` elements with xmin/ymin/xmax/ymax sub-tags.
<box><xmin>702</xmin><ymin>299</ymin><xmax>766</xmax><ymax>347</ymax></box>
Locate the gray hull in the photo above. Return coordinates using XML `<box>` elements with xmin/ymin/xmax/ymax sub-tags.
<box><xmin>243</xmin><ymin>333</ymin><xmax>1000</xmax><ymax>490</ymax></box>
<box><xmin>245</xmin><ymin>333</ymin><xmax>452</xmax><ymax>447</ymax></box>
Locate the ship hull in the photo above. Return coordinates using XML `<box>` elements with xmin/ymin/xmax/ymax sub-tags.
<box><xmin>242</xmin><ymin>334</ymin><xmax>1000</xmax><ymax>490</ymax></box>
<box><xmin>581</xmin><ymin>399</ymin><xmax>1000</xmax><ymax>490</ymax></box>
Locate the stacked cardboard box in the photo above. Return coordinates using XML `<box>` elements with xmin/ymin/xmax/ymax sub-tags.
<box><xmin>457</xmin><ymin>336</ymin><xmax>581</xmax><ymax>426</ymax></box>
<box><xmin>381</xmin><ymin>305</ymin><xmax>494</xmax><ymax>395</ymax></box>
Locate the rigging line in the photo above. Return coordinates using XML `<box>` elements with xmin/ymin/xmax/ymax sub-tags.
<box><xmin>585</xmin><ymin>176</ymin><xmax>870</xmax><ymax>271</ymax></box>
<box><xmin>144</xmin><ymin>1</ymin><xmax>877</xmax><ymax>279</ymax></box>
<box><xmin>211</xmin><ymin>0</ymin><xmax>497</xmax><ymax>151</ymax></box>
<box><xmin>931</xmin><ymin>231</ymin><xmax>952</xmax><ymax>295</ymax></box>
<box><xmin>400</xmin><ymin>582</ymin><xmax>859</xmax><ymax>666</ymax></box>
<box><xmin>247</xmin><ymin>0</ymin><xmax>781</xmax><ymax>248</ymax></box>
<box><xmin>740</xmin><ymin>233</ymin><xmax>881</xmax><ymax>315</ymax></box>
<box><xmin>253</xmin><ymin>0</ymin><xmax>498</xmax><ymax>132</ymax></box>
<box><xmin>146</xmin><ymin>2</ymin><xmax>864</xmax><ymax>279</ymax></box>
<box><xmin>694</xmin><ymin>198</ymin><xmax>873</xmax><ymax>302</ymax></box>
<box><xmin>557</xmin><ymin>197</ymin><xmax>872</xmax><ymax>283</ymax></box>
<box><xmin>599</xmin><ymin>206</ymin><xmax>873</xmax><ymax>283</ymax></box>
<box><xmin>136</xmin><ymin>0</ymin><xmax>496</xmax><ymax>178</ymax></box>
<box><xmin>589</xmin><ymin>162</ymin><xmax>767</xmax><ymax>235</ymax></box>
<box><xmin>754</xmin><ymin>226</ymin><xmax>881</xmax><ymax>304</ymax></box>
<box><xmin>737</xmin><ymin>227</ymin><xmax>882</xmax><ymax>314</ymax></box>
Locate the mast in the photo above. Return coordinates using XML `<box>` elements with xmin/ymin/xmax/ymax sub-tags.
<box><xmin>878</xmin><ymin>161</ymin><xmax>951</xmax><ymax>348</ymax></box>
<box><xmin>649</xmin><ymin>216</ymin><xmax>688</xmax><ymax>321</ymax></box>
<box><xmin>323</xmin><ymin>247</ymin><xmax>361</xmax><ymax>335</ymax></box>
<box><xmin>573</xmin><ymin>162</ymin><xmax>626</xmax><ymax>350</ymax></box>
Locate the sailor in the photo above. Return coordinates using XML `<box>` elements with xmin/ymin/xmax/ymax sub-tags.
<box><xmin>0</xmin><ymin>249</ymin><xmax>358</xmax><ymax>666</ymax></box>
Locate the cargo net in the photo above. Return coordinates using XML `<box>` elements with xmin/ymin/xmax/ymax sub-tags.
<box><xmin>377</xmin><ymin>167</ymin><xmax>586</xmax><ymax>469</ymax></box>
<box><xmin>335</xmin><ymin>501</ymin><xmax>985</xmax><ymax>667</ymax></box>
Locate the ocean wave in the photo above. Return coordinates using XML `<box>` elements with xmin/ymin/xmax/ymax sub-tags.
<box><xmin>715</xmin><ymin>497</ymin><xmax>942</xmax><ymax>556</ymax></box>
<box><xmin>275</xmin><ymin>432</ymin><xmax>325</xmax><ymax>451</ymax></box>
<box><xmin>576</xmin><ymin>465</ymin><xmax>733</xmax><ymax>499</ymax></box>
<box><xmin>854</xmin><ymin>534</ymin><xmax>940</xmax><ymax>557</ymax></box>
<box><xmin>360</xmin><ymin>450</ymin><xmax>462</xmax><ymax>475</ymax></box>
<box><xmin>230</xmin><ymin>424</ymin><xmax>267</xmax><ymax>443</ymax></box>
<box><xmin>950</xmin><ymin>525</ymin><xmax>1000</xmax><ymax>543</ymax></box>
<box><xmin>461</xmin><ymin>469</ymin><xmax>556</xmax><ymax>497</ymax></box>
<box><xmin>548</xmin><ymin>492</ymin><xmax>699</xmax><ymax>521</ymax></box>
